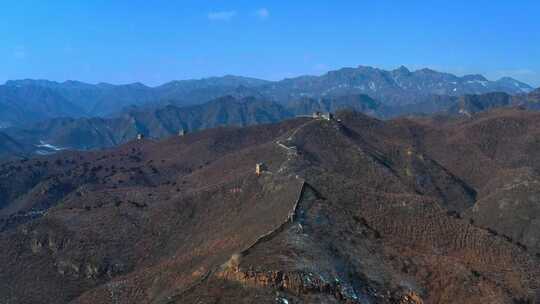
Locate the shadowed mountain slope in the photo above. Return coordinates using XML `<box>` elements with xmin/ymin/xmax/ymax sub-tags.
<box><xmin>2</xmin><ymin>96</ymin><xmax>292</xmax><ymax>151</ymax></box>
<box><xmin>4</xmin><ymin>88</ymin><xmax>540</xmax><ymax>158</ymax></box>
<box><xmin>1</xmin><ymin>110</ymin><xmax>540</xmax><ymax>303</ymax></box>
<box><xmin>0</xmin><ymin>76</ymin><xmax>270</xmax><ymax>127</ymax></box>
<box><xmin>3</xmin><ymin>95</ymin><xmax>380</xmax><ymax>152</ymax></box>
<box><xmin>0</xmin><ymin>132</ymin><xmax>31</xmax><ymax>158</ymax></box>
<box><xmin>0</xmin><ymin>66</ymin><xmax>532</xmax><ymax>128</ymax></box>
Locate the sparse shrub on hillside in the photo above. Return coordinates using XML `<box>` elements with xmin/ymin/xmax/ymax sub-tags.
<box><xmin>487</xmin><ymin>228</ymin><xmax>498</xmax><ymax>236</ymax></box>
<box><xmin>516</xmin><ymin>242</ymin><xmax>528</xmax><ymax>251</ymax></box>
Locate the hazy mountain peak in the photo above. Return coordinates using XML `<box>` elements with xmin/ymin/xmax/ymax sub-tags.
<box><xmin>393</xmin><ymin>65</ymin><xmax>411</xmax><ymax>74</ymax></box>
<box><xmin>5</xmin><ymin>79</ymin><xmax>60</xmax><ymax>87</ymax></box>
<box><xmin>355</xmin><ymin>65</ymin><xmax>381</xmax><ymax>72</ymax></box>
<box><xmin>497</xmin><ymin>76</ymin><xmax>531</xmax><ymax>85</ymax></box>
<box><xmin>416</xmin><ymin>67</ymin><xmax>439</xmax><ymax>74</ymax></box>
<box><xmin>62</xmin><ymin>80</ymin><xmax>89</xmax><ymax>85</ymax></box>
<box><xmin>159</xmin><ymin>75</ymin><xmax>269</xmax><ymax>90</ymax></box>
<box><xmin>462</xmin><ymin>74</ymin><xmax>488</xmax><ymax>81</ymax></box>
<box><xmin>495</xmin><ymin>77</ymin><xmax>533</xmax><ymax>92</ymax></box>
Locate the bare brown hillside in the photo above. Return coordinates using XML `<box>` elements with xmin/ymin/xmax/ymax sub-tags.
<box><xmin>1</xmin><ymin>110</ymin><xmax>539</xmax><ymax>303</ymax></box>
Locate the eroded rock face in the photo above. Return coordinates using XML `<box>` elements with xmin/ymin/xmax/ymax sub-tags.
<box><xmin>1</xmin><ymin>110</ymin><xmax>540</xmax><ymax>303</ymax></box>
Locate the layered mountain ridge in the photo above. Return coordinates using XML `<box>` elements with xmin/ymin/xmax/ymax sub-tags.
<box><xmin>1</xmin><ymin>109</ymin><xmax>540</xmax><ymax>303</ymax></box>
<box><xmin>257</xmin><ymin>65</ymin><xmax>533</xmax><ymax>105</ymax></box>
<box><xmin>0</xmin><ymin>94</ymin><xmax>382</xmax><ymax>152</ymax></box>
<box><xmin>3</xmin><ymin>87</ymin><xmax>540</xmax><ymax>155</ymax></box>
<box><xmin>0</xmin><ymin>66</ymin><xmax>533</xmax><ymax>128</ymax></box>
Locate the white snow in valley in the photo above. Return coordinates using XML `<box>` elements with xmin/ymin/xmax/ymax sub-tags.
<box><xmin>37</xmin><ymin>141</ymin><xmax>65</xmax><ymax>151</ymax></box>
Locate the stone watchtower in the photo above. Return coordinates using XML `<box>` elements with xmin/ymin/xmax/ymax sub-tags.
<box><xmin>178</xmin><ymin>129</ymin><xmax>186</xmax><ymax>136</ymax></box>
<box><xmin>255</xmin><ymin>163</ymin><xmax>267</xmax><ymax>176</ymax></box>
<box><xmin>322</xmin><ymin>113</ymin><xmax>334</xmax><ymax>121</ymax></box>
<box><xmin>313</xmin><ymin>112</ymin><xmax>334</xmax><ymax>120</ymax></box>
<box><xmin>137</xmin><ymin>134</ymin><xmax>144</xmax><ymax>140</ymax></box>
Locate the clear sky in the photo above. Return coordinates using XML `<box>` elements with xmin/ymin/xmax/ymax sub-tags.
<box><xmin>1</xmin><ymin>0</ymin><xmax>539</xmax><ymax>87</ymax></box>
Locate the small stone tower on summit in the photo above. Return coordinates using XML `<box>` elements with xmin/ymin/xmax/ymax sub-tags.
<box><xmin>137</xmin><ymin>134</ymin><xmax>144</xmax><ymax>140</ymax></box>
<box><xmin>255</xmin><ymin>163</ymin><xmax>267</xmax><ymax>176</ymax></box>
<box><xmin>312</xmin><ymin>111</ymin><xmax>334</xmax><ymax>121</ymax></box>
<box><xmin>322</xmin><ymin>113</ymin><xmax>334</xmax><ymax>121</ymax></box>
<box><xmin>178</xmin><ymin>129</ymin><xmax>186</xmax><ymax>136</ymax></box>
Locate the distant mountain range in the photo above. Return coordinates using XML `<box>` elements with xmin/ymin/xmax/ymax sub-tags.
<box><xmin>2</xmin><ymin>95</ymin><xmax>381</xmax><ymax>151</ymax></box>
<box><xmin>3</xmin><ymin>88</ymin><xmax>539</xmax><ymax>155</ymax></box>
<box><xmin>447</xmin><ymin>89</ymin><xmax>540</xmax><ymax>116</ymax></box>
<box><xmin>256</xmin><ymin>66</ymin><xmax>533</xmax><ymax>105</ymax></box>
<box><xmin>3</xmin><ymin>96</ymin><xmax>290</xmax><ymax>150</ymax></box>
<box><xmin>0</xmin><ymin>66</ymin><xmax>533</xmax><ymax>127</ymax></box>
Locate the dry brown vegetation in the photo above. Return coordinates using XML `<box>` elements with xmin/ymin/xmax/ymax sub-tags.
<box><xmin>1</xmin><ymin>109</ymin><xmax>540</xmax><ymax>303</ymax></box>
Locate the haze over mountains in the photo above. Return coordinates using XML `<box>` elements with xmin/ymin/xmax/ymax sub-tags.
<box><xmin>0</xmin><ymin>65</ymin><xmax>533</xmax><ymax>128</ymax></box>
<box><xmin>2</xmin><ymin>88</ymin><xmax>539</xmax><ymax>155</ymax></box>
<box><xmin>1</xmin><ymin>66</ymin><xmax>540</xmax><ymax>303</ymax></box>
<box><xmin>0</xmin><ymin>65</ymin><xmax>537</xmax><ymax>157</ymax></box>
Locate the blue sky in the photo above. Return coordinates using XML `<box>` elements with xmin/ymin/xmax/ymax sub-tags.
<box><xmin>1</xmin><ymin>0</ymin><xmax>539</xmax><ymax>87</ymax></box>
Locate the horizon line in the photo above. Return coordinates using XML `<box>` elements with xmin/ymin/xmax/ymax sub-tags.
<box><xmin>1</xmin><ymin>64</ymin><xmax>535</xmax><ymax>88</ymax></box>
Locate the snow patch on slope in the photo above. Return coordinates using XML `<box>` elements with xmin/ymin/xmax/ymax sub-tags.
<box><xmin>37</xmin><ymin>141</ymin><xmax>65</xmax><ymax>151</ymax></box>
